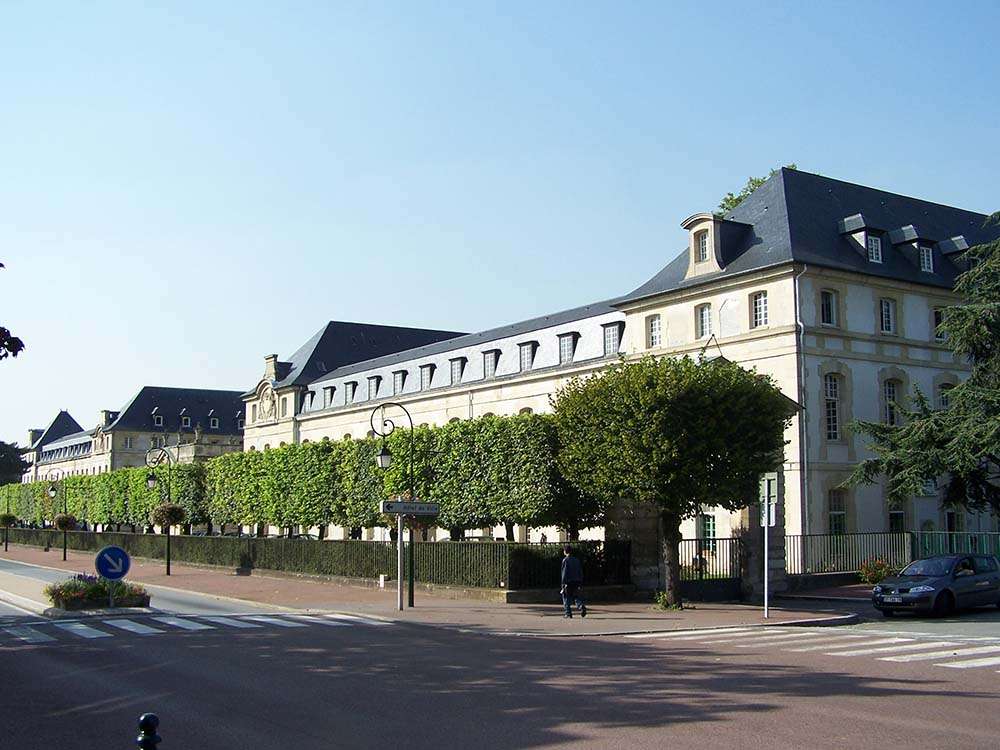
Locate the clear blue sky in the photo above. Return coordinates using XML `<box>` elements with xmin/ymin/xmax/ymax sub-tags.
<box><xmin>2</xmin><ymin>1</ymin><xmax>998</xmax><ymax>445</ymax></box>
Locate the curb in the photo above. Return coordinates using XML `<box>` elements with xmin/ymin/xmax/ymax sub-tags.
<box><xmin>0</xmin><ymin>589</ymin><xmax>47</xmax><ymax>615</ymax></box>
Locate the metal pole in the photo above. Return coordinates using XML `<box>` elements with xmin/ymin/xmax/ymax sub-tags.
<box><xmin>62</xmin><ymin>490</ymin><xmax>68</xmax><ymax>561</ymax></box>
<box><xmin>166</xmin><ymin>526</ymin><xmax>171</xmax><ymax>576</ymax></box>
<box><xmin>763</xmin><ymin>499</ymin><xmax>770</xmax><ymax>619</ymax></box>
<box><xmin>408</xmin><ymin>424</ymin><xmax>415</xmax><ymax>608</ymax></box>
<box><xmin>396</xmin><ymin>514</ymin><xmax>404</xmax><ymax>611</ymax></box>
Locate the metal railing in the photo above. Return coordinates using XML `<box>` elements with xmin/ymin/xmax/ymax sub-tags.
<box><xmin>785</xmin><ymin>532</ymin><xmax>911</xmax><ymax>575</ymax></box>
<box><xmin>913</xmin><ymin>532</ymin><xmax>1000</xmax><ymax>558</ymax></box>
<box><xmin>678</xmin><ymin>538</ymin><xmax>742</xmax><ymax>581</ymax></box>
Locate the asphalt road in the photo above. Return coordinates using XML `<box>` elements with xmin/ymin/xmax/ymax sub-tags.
<box><xmin>2</xmin><ymin>611</ymin><xmax>1000</xmax><ymax>750</ymax></box>
<box><xmin>0</xmin><ymin>558</ymin><xmax>270</xmax><ymax>615</ymax></box>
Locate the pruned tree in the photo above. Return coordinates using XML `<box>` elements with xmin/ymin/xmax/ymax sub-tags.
<box><xmin>553</xmin><ymin>355</ymin><xmax>795</xmax><ymax>605</ymax></box>
<box><xmin>850</xmin><ymin>213</ymin><xmax>1000</xmax><ymax>513</ymax></box>
<box><xmin>0</xmin><ymin>262</ymin><xmax>25</xmax><ymax>360</ymax></box>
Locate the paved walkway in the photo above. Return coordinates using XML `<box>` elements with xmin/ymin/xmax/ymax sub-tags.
<box><xmin>781</xmin><ymin>583</ymin><xmax>873</xmax><ymax>602</ymax></box>
<box><xmin>0</xmin><ymin>543</ymin><xmax>858</xmax><ymax>635</ymax></box>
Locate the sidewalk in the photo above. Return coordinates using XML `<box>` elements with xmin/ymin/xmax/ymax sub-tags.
<box><xmin>0</xmin><ymin>543</ymin><xmax>859</xmax><ymax>636</ymax></box>
<box><xmin>779</xmin><ymin>583</ymin><xmax>873</xmax><ymax>603</ymax></box>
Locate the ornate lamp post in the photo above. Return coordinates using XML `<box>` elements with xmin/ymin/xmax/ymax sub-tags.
<box><xmin>46</xmin><ymin>470</ymin><xmax>69</xmax><ymax>561</ymax></box>
<box><xmin>145</xmin><ymin>446</ymin><xmax>174</xmax><ymax>575</ymax></box>
<box><xmin>370</xmin><ymin>402</ymin><xmax>416</xmax><ymax>610</ymax></box>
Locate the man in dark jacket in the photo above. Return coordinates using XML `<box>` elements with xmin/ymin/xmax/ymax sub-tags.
<box><xmin>560</xmin><ymin>545</ymin><xmax>587</xmax><ymax>618</ymax></box>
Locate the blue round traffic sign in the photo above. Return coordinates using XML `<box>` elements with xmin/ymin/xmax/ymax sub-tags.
<box><xmin>95</xmin><ymin>546</ymin><xmax>131</xmax><ymax>580</ymax></box>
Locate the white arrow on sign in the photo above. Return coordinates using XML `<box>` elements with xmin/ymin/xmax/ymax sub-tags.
<box><xmin>102</xmin><ymin>553</ymin><xmax>124</xmax><ymax>575</ymax></box>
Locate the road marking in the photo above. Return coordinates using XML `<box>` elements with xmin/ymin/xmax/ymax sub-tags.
<box><xmin>784</xmin><ymin>635</ymin><xmax>885</xmax><ymax>651</ymax></box>
<box><xmin>939</xmin><ymin>655</ymin><xmax>1000</xmax><ymax>669</ymax></box>
<box><xmin>151</xmin><ymin>616</ymin><xmax>214</xmax><ymax>631</ymax></box>
<box><xmin>101</xmin><ymin>619</ymin><xmax>164</xmax><ymax>635</ymax></box>
<box><xmin>287</xmin><ymin>615</ymin><xmax>349</xmax><ymax>627</ymax></box>
<box><xmin>630</xmin><ymin>627</ymin><xmax>758</xmax><ymax>641</ymax></box>
<box><xmin>321</xmin><ymin>614</ymin><xmax>390</xmax><ymax>627</ymax></box>
<box><xmin>880</xmin><ymin>645</ymin><xmax>1000</xmax><ymax>663</ymax></box>
<box><xmin>55</xmin><ymin>622</ymin><xmax>112</xmax><ymax>639</ymax></box>
<box><xmin>199</xmin><ymin>616</ymin><xmax>262</xmax><ymax>629</ymax></box>
<box><xmin>827</xmin><ymin>641</ymin><xmax>961</xmax><ymax>657</ymax></box>
<box><xmin>241</xmin><ymin>615</ymin><xmax>308</xmax><ymax>628</ymax></box>
<box><xmin>732</xmin><ymin>632</ymin><xmax>830</xmax><ymax>647</ymax></box>
<box><xmin>4</xmin><ymin>626</ymin><xmax>56</xmax><ymax>643</ymax></box>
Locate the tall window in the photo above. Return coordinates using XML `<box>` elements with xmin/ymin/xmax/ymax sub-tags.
<box><xmin>182</xmin><ymin>415</ymin><xmax>192</xmax><ymax>427</ymax></box>
<box><xmin>419</xmin><ymin>365</ymin><xmax>434</xmax><ymax>391</ymax></box>
<box><xmin>824</xmin><ymin>373</ymin><xmax>841</xmax><ymax>440</ymax></box>
<box><xmin>697</xmin><ymin>513</ymin><xmax>717</xmax><ymax>552</ymax></box>
<box><xmin>879</xmin><ymin>298</ymin><xmax>896</xmax><ymax>334</ymax></box>
<box><xmin>750</xmin><ymin>291</ymin><xmax>768</xmax><ymax>328</ymax></box>
<box><xmin>483</xmin><ymin>350</ymin><xmax>499</xmax><ymax>379</ymax></box>
<box><xmin>124</xmin><ymin>436</ymin><xmax>133</xmax><ymax>449</ymax></box>
<box><xmin>518</xmin><ymin>342</ymin><xmax>535</xmax><ymax>372</ymax></box>
<box><xmin>695</xmin><ymin>304</ymin><xmax>712</xmax><ymax>339</ymax></box>
<box><xmin>153</xmin><ymin>415</ymin><xmax>164</xmax><ymax>427</ymax></box>
<box><xmin>280</xmin><ymin>398</ymin><xmax>287</xmax><ymax>418</ymax></box>
<box><xmin>933</xmin><ymin>307</ymin><xmax>946</xmax><ymax>341</ymax></box>
<box><xmin>867</xmin><ymin>235</ymin><xmax>882</xmax><ymax>263</ymax></box>
<box><xmin>696</xmin><ymin>230</ymin><xmax>709</xmax><ymax>262</ymax></box>
<box><xmin>392</xmin><ymin>371</ymin><xmax>406</xmax><ymax>395</ymax></box>
<box><xmin>889</xmin><ymin>510</ymin><xmax>906</xmax><ymax>533</ymax></box>
<box><xmin>251</xmin><ymin>404</ymin><xmax>257</xmax><ymax>422</ymax></box>
<box><xmin>210</xmin><ymin>417</ymin><xmax>220</xmax><ymax>429</ymax></box>
<box><xmin>368</xmin><ymin>377</ymin><xmax>381</xmax><ymax>400</ymax></box>
<box><xmin>938</xmin><ymin>383</ymin><xmax>954</xmax><ymax>409</ymax></box>
<box><xmin>558</xmin><ymin>334</ymin><xmax>576</xmax><ymax>365</ymax></box>
<box><xmin>603</xmin><ymin>324</ymin><xmax>621</xmax><ymax>356</ymax></box>
<box><xmin>450</xmin><ymin>358</ymin><xmax>465</xmax><ymax>385</ymax></box>
<box><xmin>345</xmin><ymin>382</ymin><xmax>357</xmax><ymax>404</ymax></box>
<box><xmin>828</xmin><ymin>489</ymin><xmax>847</xmax><ymax>534</ymax></box>
<box><xmin>647</xmin><ymin>315</ymin><xmax>662</xmax><ymax>348</ymax></box>
<box><xmin>919</xmin><ymin>246</ymin><xmax>934</xmax><ymax>273</ymax></box>
<box><xmin>323</xmin><ymin>386</ymin><xmax>335</xmax><ymax>406</ymax></box>
<box><xmin>820</xmin><ymin>290</ymin><xmax>838</xmax><ymax>327</ymax></box>
<box><xmin>883</xmin><ymin>379</ymin><xmax>900</xmax><ymax>425</ymax></box>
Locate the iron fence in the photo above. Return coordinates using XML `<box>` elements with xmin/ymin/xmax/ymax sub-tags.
<box><xmin>678</xmin><ymin>537</ymin><xmax>742</xmax><ymax>581</ymax></box>
<box><xmin>912</xmin><ymin>532</ymin><xmax>1000</xmax><ymax>558</ymax></box>
<box><xmin>785</xmin><ymin>532</ymin><xmax>911</xmax><ymax>575</ymax></box>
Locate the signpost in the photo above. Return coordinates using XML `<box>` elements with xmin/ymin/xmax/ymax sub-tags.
<box><xmin>760</xmin><ymin>482</ymin><xmax>777</xmax><ymax>619</ymax></box>
<box><xmin>96</xmin><ymin>545</ymin><xmax>130</xmax><ymax>609</ymax></box>
<box><xmin>380</xmin><ymin>499</ymin><xmax>439</xmax><ymax>611</ymax></box>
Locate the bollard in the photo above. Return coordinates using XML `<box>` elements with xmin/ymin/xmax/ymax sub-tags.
<box><xmin>136</xmin><ymin>713</ymin><xmax>160</xmax><ymax>749</ymax></box>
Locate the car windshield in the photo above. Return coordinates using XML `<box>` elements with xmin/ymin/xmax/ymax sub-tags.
<box><xmin>900</xmin><ymin>558</ymin><xmax>953</xmax><ymax>577</ymax></box>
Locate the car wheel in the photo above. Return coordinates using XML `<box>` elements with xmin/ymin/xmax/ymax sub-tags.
<box><xmin>932</xmin><ymin>591</ymin><xmax>955</xmax><ymax>618</ymax></box>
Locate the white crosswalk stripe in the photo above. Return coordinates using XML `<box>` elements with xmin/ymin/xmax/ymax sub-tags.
<box><xmin>242</xmin><ymin>615</ymin><xmax>308</xmax><ymax>628</ymax></box>
<box><xmin>102</xmin><ymin>619</ymin><xmax>164</xmax><ymax>635</ymax></box>
<box><xmin>625</xmin><ymin>627</ymin><xmax>757</xmax><ymax>640</ymax></box>
<box><xmin>151</xmin><ymin>616</ymin><xmax>215</xmax><ymax>631</ymax></box>
<box><xmin>287</xmin><ymin>615</ymin><xmax>350</xmax><ymax>627</ymax></box>
<box><xmin>55</xmin><ymin>622</ymin><xmax>112</xmax><ymax>639</ymax></box>
<box><xmin>733</xmin><ymin>632</ymin><xmax>831</xmax><ymax>648</ymax></box>
<box><xmin>321</xmin><ymin>614</ymin><xmax>390</xmax><ymax>626</ymax></box>
<box><xmin>199</xmin><ymin>616</ymin><xmax>262</xmax><ymax>629</ymax></box>
<box><xmin>881</xmin><ymin>645</ymin><xmax>1000</xmax><ymax>663</ymax></box>
<box><xmin>939</xmin><ymin>655</ymin><xmax>1000</xmax><ymax>669</ymax></box>
<box><xmin>4</xmin><ymin>626</ymin><xmax>56</xmax><ymax>643</ymax></box>
<box><xmin>827</xmin><ymin>641</ymin><xmax>961</xmax><ymax>657</ymax></box>
<box><xmin>782</xmin><ymin>635</ymin><xmax>879</xmax><ymax>651</ymax></box>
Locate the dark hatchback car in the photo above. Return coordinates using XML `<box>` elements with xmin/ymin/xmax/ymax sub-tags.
<box><xmin>873</xmin><ymin>553</ymin><xmax>1000</xmax><ymax>617</ymax></box>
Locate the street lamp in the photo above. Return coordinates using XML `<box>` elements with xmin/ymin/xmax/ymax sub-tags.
<box><xmin>370</xmin><ymin>402</ymin><xmax>416</xmax><ymax>610</ymax></box>
<box><xmin>145</xmin><ymin>446</ymin><xmax>174</xmax><ymax>575</ymax></box>
<box><xmin>46</xmin><ymin>470</ymin><xmax>69</xmax><ymax>561</ymax></box>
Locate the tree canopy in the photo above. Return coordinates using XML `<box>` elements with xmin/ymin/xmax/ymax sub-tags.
<box><xmin>718</xmin><ymin>164</ymin><xmax>797</xmax><ymax>214</ymax></box>
<box><xmin>0</xmin><ymin>442</ymin><xmax>29</xmax><ymax>486</ymax></box>
<box><xmin>850</xmin><ymin>213</ymin><xmax>1000</xmax><ymax>514</ymax></box>
<box><xmin>552</xmin><ymin>355</ymin><xmax>796</xmax><ymax>604</ymax></box>
<box><xmin>0</xmin><ymin>262</ymin><xmax>25</xmax><ymax>360</ymax></box>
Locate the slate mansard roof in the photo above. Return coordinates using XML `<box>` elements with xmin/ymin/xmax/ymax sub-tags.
<box><xmin>108</xmin><ymin>386</ymin><xmax>246</xmax><ymax>434</ymax></box>
<box><xmin>30</xmin><ymin>411</ymin><xmax>85</xmax><ymax>450</ymax></box>
<box><xmin>619</xmin><ymin>168</ymin><xmax>1000</xmax><ymax>306</ymax></box>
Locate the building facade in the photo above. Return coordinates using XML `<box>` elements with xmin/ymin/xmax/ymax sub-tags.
<box><xmin>243</xmin><ymin>169</ymin><xmax>1000</xmax><ymax>541</ymax></box>
<box><xmin>22</xmin><ymin>387</ymin><xmax>246</xmax><ymax>483</ymax></box>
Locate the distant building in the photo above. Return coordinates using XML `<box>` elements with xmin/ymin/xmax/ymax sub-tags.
<box><xmin>22</xmin><ymin>386</ymin><xmax>245</xmax><ymax>482</ymax></box>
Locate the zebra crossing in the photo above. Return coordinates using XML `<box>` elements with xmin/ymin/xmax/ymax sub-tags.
<box><xmin>0</xmin><ymin>612</ymin><xmax>389</xmax><ymax>645</ymax></box>
<box><xmin>625</xmin><ymin>626</ymin><xmax>1000</xmax><ymax>674</ymax></box>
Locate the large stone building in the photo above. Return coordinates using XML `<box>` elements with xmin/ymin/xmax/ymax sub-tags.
<box><xmin>22</xmin><ymin>386</ymin><xmax>245</xmax><ymax>482</ymax></box>
<box><xmin>243</xmin><ymin>169</ymin><xmax>1000</xmax><ymax>542</ymax></box>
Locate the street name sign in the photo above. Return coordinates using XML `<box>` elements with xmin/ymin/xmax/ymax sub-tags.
<box><xmin>380</xmin><ymin>500</ymin><xmax>440</xmax><ymax>516</ymax></box>
<box><xmin>95</xmin><ymin>546</ymin><xmax>131</xmax><ymax>580</ymax></box>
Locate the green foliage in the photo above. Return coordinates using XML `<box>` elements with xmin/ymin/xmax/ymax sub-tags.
<box><xmin>653</xmin><ymin>591</ymin><xmax>684</xmax><ymax>611</ymax></box>
<box><xmin>0</xmin><ymin>441</ymin><xmax>29</xmax><ymax>485</ymax></box>
<box><xmin>859</xmin><ymin>557</ymin><xmax>896</xmax><ymax>584</ymax></box>
<box><xmin>850</xmin><ymin>213</ymin><xmax>1000</xmax><ymax>513</ymax></box>
<box><xmin>0</xmin><ymin>512</ymin><xmax>15</xmax><ymax>527</ymax></box>
<box><xmin>151</xmin><ymin>503</ymin><xmax>187</xmax><ymax>528</ymax></box>
<box><xmin>54</xmin><ymin>513</ymin><xmax>77</xmax><ymax>531</ymax></box>
<box><xmin>718</xmin><ymin>164</ymin><xmax>797</xmax><ymax>214</ymax></box>
<box><xmin>43</xmin><ymin>573</ymin><xmax>148</xmax><ymax>608</ymax></box>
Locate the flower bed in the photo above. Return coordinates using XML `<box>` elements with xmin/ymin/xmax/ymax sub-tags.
<box><xmin>43</xmin><ymin>574</ymin><xmax>150</xmax><ymax>610</ymax></box>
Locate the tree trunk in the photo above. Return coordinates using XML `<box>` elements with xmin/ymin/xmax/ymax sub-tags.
<box><xmin>448</xmin><ymin>527</ymin><xmax>465</xmax><ymax>541</ymax></box>
<box><xmin>504</xmin><ymin>521</ymin><xmax>515</xmax><ymax>542</ymax></box>
<box><xmin>567</xmin><ymin>520</ymin><xmax>580</xmax><ymax>541</ymax></box>
<box><xmin>659</xmin><ymin>509</ymin><xmax>683</xmax><ymax>607</ymax></box>
<box><xmin>206</xmin><ymin>521</ymin><xmax>214</xmax><ymax>536</ymax></box>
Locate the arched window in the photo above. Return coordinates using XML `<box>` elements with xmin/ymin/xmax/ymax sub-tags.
<box><xmin>824</xmin><ymin>373</ymin><xmax>841</xmax><ymax>441</ymax></box>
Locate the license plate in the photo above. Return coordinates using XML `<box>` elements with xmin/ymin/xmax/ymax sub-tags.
<box><xmin>883</xmin><ymin>596</ymin><xmax>903</xmax><ymax>604</ymax></box>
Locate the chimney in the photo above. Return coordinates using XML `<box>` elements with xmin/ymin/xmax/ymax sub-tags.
<box><xmin>264</xmin><ymin>354</ymin><xmax>279</xmax><ymax>381</ymax></box>
<box><xmin>100</xmin><ymin>410</ymin><xmax>115</xmax><ymax>427</ymax></box>
<box><xmin>27</xmin><ymin>428</ymin><xmax>43</xmax><ymax>447</ymax></box>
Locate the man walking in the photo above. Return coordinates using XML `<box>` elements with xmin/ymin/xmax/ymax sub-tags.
<box><xmin>560</xmin><ymin>545</ymin><xmax>587</xmax><ymax>618</ymax></box>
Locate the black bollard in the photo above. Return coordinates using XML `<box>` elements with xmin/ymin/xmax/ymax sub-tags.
<box><xmin>136</xmin><ymin>713</ymin><xmax>160</xmax><ymax>749</ymax></box>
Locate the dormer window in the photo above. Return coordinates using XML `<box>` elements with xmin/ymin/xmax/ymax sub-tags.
<box><xmin>210</xmin><ymin>417</ymin><xmax>220</xmax><ymax>429</ymax></box>
<box><xmin>867</xmin><ymin>235</ymin><xmax>883</xmax><ymax>263</ymax></box>
<box><xmin>153</xmin><ymin>415</ymin><xmax>164</xmax><ymax>427</ymax></box>
<box><xmin>367</xmin><ymin>376</ymin><xmax>381</xmax><ymax>401</ymax></box>
<box><xmin>420</xmin><ymin>364</ymin><xmax>435</xmax><ymax>391</ymax></box>
<box><xmin>696</xmin><ymin>231</ymin><xmax>709</xmax><ymax>262</ymax></box>
<box><xmin>518</xmin><ymin>342</ymin><xmax>536</xmax><ymax>372</ymax></box>
<box><xmin>392</xmin><ymin>370</ymin><xmax>407</xmax><ymax>396</ymax></box>
<box><xmin>558</xmin><ymin>333</ymin><xmax>577</xmax><ymax>364</ymax></box>
<box><xmin>919</xmin><ymin>246</ymin><xmax>934</xmax><ymax>273</ymax></box>
<box><xmin>181</xmin><ymin>415</ymin><xmax>192</xmax><ymax>428</ymax></box>
<box><xmin>345</xmin><ymin>382</ymin><xmax>357</xmax><ymax>405</ymax></box>
<box><xmin>449</xmin><ymin>358</ymin><xmax>466</xmax><ymax>385</ymax></box>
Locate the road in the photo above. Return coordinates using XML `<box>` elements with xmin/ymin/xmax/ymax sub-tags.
<box><xmin>2</xmin><ymin>605</ymin><xmax>1000</xmax><ymax>749</ymax></box>
<box><xmin>0</xmin><ymin>558</ymin><xmax>271</xmax><ymax>615</ymax></box>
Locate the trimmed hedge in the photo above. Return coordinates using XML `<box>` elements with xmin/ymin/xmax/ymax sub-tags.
<box><xmin>5</xmin><ymin>530</ymin><xmax>630</xmax><ymax>589</ymax></box>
